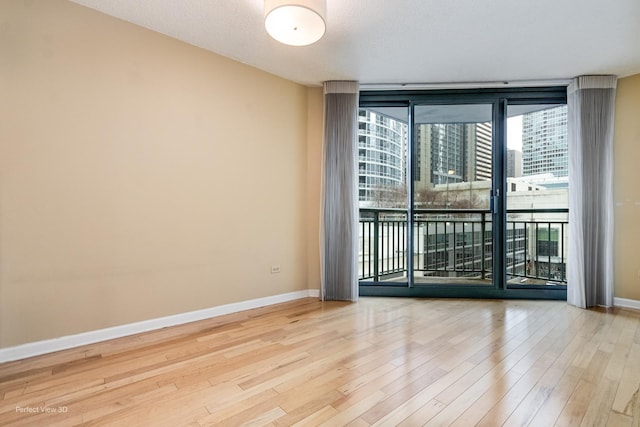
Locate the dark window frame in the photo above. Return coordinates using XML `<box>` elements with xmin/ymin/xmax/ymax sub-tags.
<box><xmin>359</xmin><ymin>86</ymin><xmax>568</xmax><ymax>300</ymax></box>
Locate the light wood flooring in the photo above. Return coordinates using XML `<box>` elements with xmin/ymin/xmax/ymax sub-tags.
<box><xmin>1</xmin><ymin>297</ymin><xmax>639</xmax><ymax>426</ymax></box>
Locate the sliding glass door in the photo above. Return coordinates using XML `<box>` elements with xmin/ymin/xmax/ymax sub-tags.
<box><xmin>358</xmin><ymin>87</ymin><xmax>567</xmax><ymax>299</ymax></box>
<box><xmin>412</xmin><ymin>103</ymin><xmax>494</xmax><ymax>286</ymax></box>
<box><xmin>505</xmin><ymin>103</ymin><xmax>568</xmax><ymax>289</ymax></box>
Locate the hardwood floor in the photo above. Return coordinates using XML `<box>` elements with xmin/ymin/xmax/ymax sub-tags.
<box><xmin>1</xmin><ymin>297</ymin><xmax>639</xmax><ymax>426</ymax></box>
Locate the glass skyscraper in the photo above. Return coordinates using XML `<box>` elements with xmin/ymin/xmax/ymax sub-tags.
<box><xmin>415</xmin><ymin>122</ymin><xmax>492</xmax><ymax>187</ymax></box>
<box><xmin>358</xmin><ymin>110</ymin><xmax>407</xmax><ymax>203</ymax></box>
<box><xmin>521</xmin><ymin>105</ymin><xmax>568</xmax><ymax>177</ymax></box>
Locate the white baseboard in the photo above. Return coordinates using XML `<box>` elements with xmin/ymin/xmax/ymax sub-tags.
<box><xmin>0</xmin><ymin>289</ymin><xmax>320</xmax><ymax>363</ymax></box>
<box><xmin>614</xmin><ymin>297</ymin><xmax>640</xmax><ymax>311</ymax></box>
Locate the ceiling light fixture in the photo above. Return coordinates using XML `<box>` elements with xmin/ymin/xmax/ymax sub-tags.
<box><xmin>264</xmin><ymin>0</ymin><xmax>326</xmax><ymax>46</ymax></box>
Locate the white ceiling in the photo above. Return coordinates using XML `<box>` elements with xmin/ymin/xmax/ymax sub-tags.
<box><xmin>70</xmin><ymin>0</ymin><xmax>640</xmax><ymax>87</ymax></box>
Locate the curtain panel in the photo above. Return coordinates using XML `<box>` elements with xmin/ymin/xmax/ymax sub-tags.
<box><xmin>321</xmin><ymin>81</ymin><xmax>359</xmax><ymax>301</ymax></box>
<box><xmin>567</xmin><ymin>75</ymin><xmax>617</xmax><ymax>308</ymax></box>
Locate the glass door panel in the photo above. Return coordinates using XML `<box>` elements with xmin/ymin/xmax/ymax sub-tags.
<box><xmin>412</xmin><ymin>104</ymin><xmax>494</xmax><ymax>286</ymax></box>
<box><xmin>357</xmin><ymin>107</ymin><xmax>409</xmax><ymax>284</ymax></box>
<box><xmin>505</xmin><ymin>104</ymin><xmax>568</xmax><ymax>288</ymax></box>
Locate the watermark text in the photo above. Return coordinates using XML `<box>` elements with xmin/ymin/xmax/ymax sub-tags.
<box><xmin>16</xmin><ymin>406</ymin><xmax>68</xmax><ymax>414</ymax></box>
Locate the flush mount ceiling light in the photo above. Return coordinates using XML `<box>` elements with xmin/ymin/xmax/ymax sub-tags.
<box><xmin>264</xmin><ymin>0</ymin><xmax>326</xmax><ymax>46</ymax></box>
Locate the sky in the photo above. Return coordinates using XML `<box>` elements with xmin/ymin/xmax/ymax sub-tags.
<box><xmin>507</xmin><ymin>115</ymin><xmax>523</xmax><ymax>151</ymax></box>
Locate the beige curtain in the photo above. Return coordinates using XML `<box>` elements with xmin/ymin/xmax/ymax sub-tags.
<box><xmin>321</xmin><ymin>81</ymin><xmax>359</xmax><ymax>301</ymax></box>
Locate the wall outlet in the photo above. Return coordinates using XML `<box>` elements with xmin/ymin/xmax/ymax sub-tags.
<box><xmin>271</xmin><ymin>265</ymin><xmax>281</xmax><ymax>274</ymax></box>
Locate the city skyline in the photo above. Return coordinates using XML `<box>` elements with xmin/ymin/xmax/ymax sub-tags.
<box><xmin>358</xmin><ymin>105</ymin><xmax>569</xmax><ymax>204</ymax></box>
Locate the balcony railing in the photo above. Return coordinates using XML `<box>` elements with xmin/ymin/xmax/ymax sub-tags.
<box><xmin>359</xmin><ymin>208</ymin><xmax>568</xmax><ymax>286</ymax></box>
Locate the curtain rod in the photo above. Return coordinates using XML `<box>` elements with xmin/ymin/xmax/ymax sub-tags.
<box><xmin>359</xmin><ymin>79</ymin><xmax>571</xmax><ymax>91</ymax></box>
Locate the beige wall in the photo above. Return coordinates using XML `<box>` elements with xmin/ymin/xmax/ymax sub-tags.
<box><xmin>614</xmin><ymin>73</ymin><xmax>640</xmax><ymax>301</ymax></box>
<box><xmin>306</xmin><ymin>88</ymin><xmax>324</xmax><ymax>292</ymax></box>
<box><xmin>0</xmin><ymin>0</ymin><xmax>323</xmax><ymax>347</ymax></box>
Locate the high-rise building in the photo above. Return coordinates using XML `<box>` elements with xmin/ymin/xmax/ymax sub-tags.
<box><xmin>521</xmin><ymin>105</ymin><xmax>568</xmax><ymax>177</ymax></box>
<box><xmin>357</xmin><ymin>110</ymin><xmax>407</xmax><ymax>204</ymax></box>
<box><xmin>414</xmin><ymin>122</ymin><xmax>492</xmax><ymax>191</ymax></box>
<box><xmin>427</xmin><ymin>123</ymin><xmax>467</xmax><ymax>185</ymax></box>
<box><xmin>470</xmin><ymin>122</ymin><xmax>493</xmax><ymax>181</ymax></box>
<box><xmin>507</xmin><ymin>149</ymin><xmax>523</xmax><ymax>177</ymax></box>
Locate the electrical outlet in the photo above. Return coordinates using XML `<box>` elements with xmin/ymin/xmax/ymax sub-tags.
<box><xmin>271</xmin><ymin>265</ymin><xmax>281</xmax><ymax>274</ymax></box>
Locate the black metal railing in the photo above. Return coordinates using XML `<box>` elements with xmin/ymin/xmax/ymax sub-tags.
<box><xmin>505</xmin><ymin>208</ymin><xmax>568</xmax><ymax>284</ymax></box>
<box><xmin>414</xmin><ymin>209</ymin><xmax>492</xmax><ymax>281</ymax></box>
<box><xmin>359</xmin><ymin>208</ymin><xmax>568</xmax><ymax>285</ymax></box>
<box><xmin>359</xmin><ymin>209</ymin><xmax>407</xmax><ymax>281</ymax></box>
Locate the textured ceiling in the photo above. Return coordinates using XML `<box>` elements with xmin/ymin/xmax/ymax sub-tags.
<box><xmin>70</xmin><ymin>0</ymin><xmax>640</xmax><ymax>87</ymax></box>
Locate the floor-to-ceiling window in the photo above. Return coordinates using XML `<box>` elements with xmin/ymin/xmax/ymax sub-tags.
<box><xmin>358</xmin><ymin>107</ymin><xmax>409</xmax><ymax>283</ymax></box>
<box><xmin>505</xmin><ymin>103</ymin><xmax>568</xmax><ymax>290</ymax></box>
<box><xmin>358</xmin><ymin>87</ymin><xmax>567</xmax><ymax>299</ymax></box>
